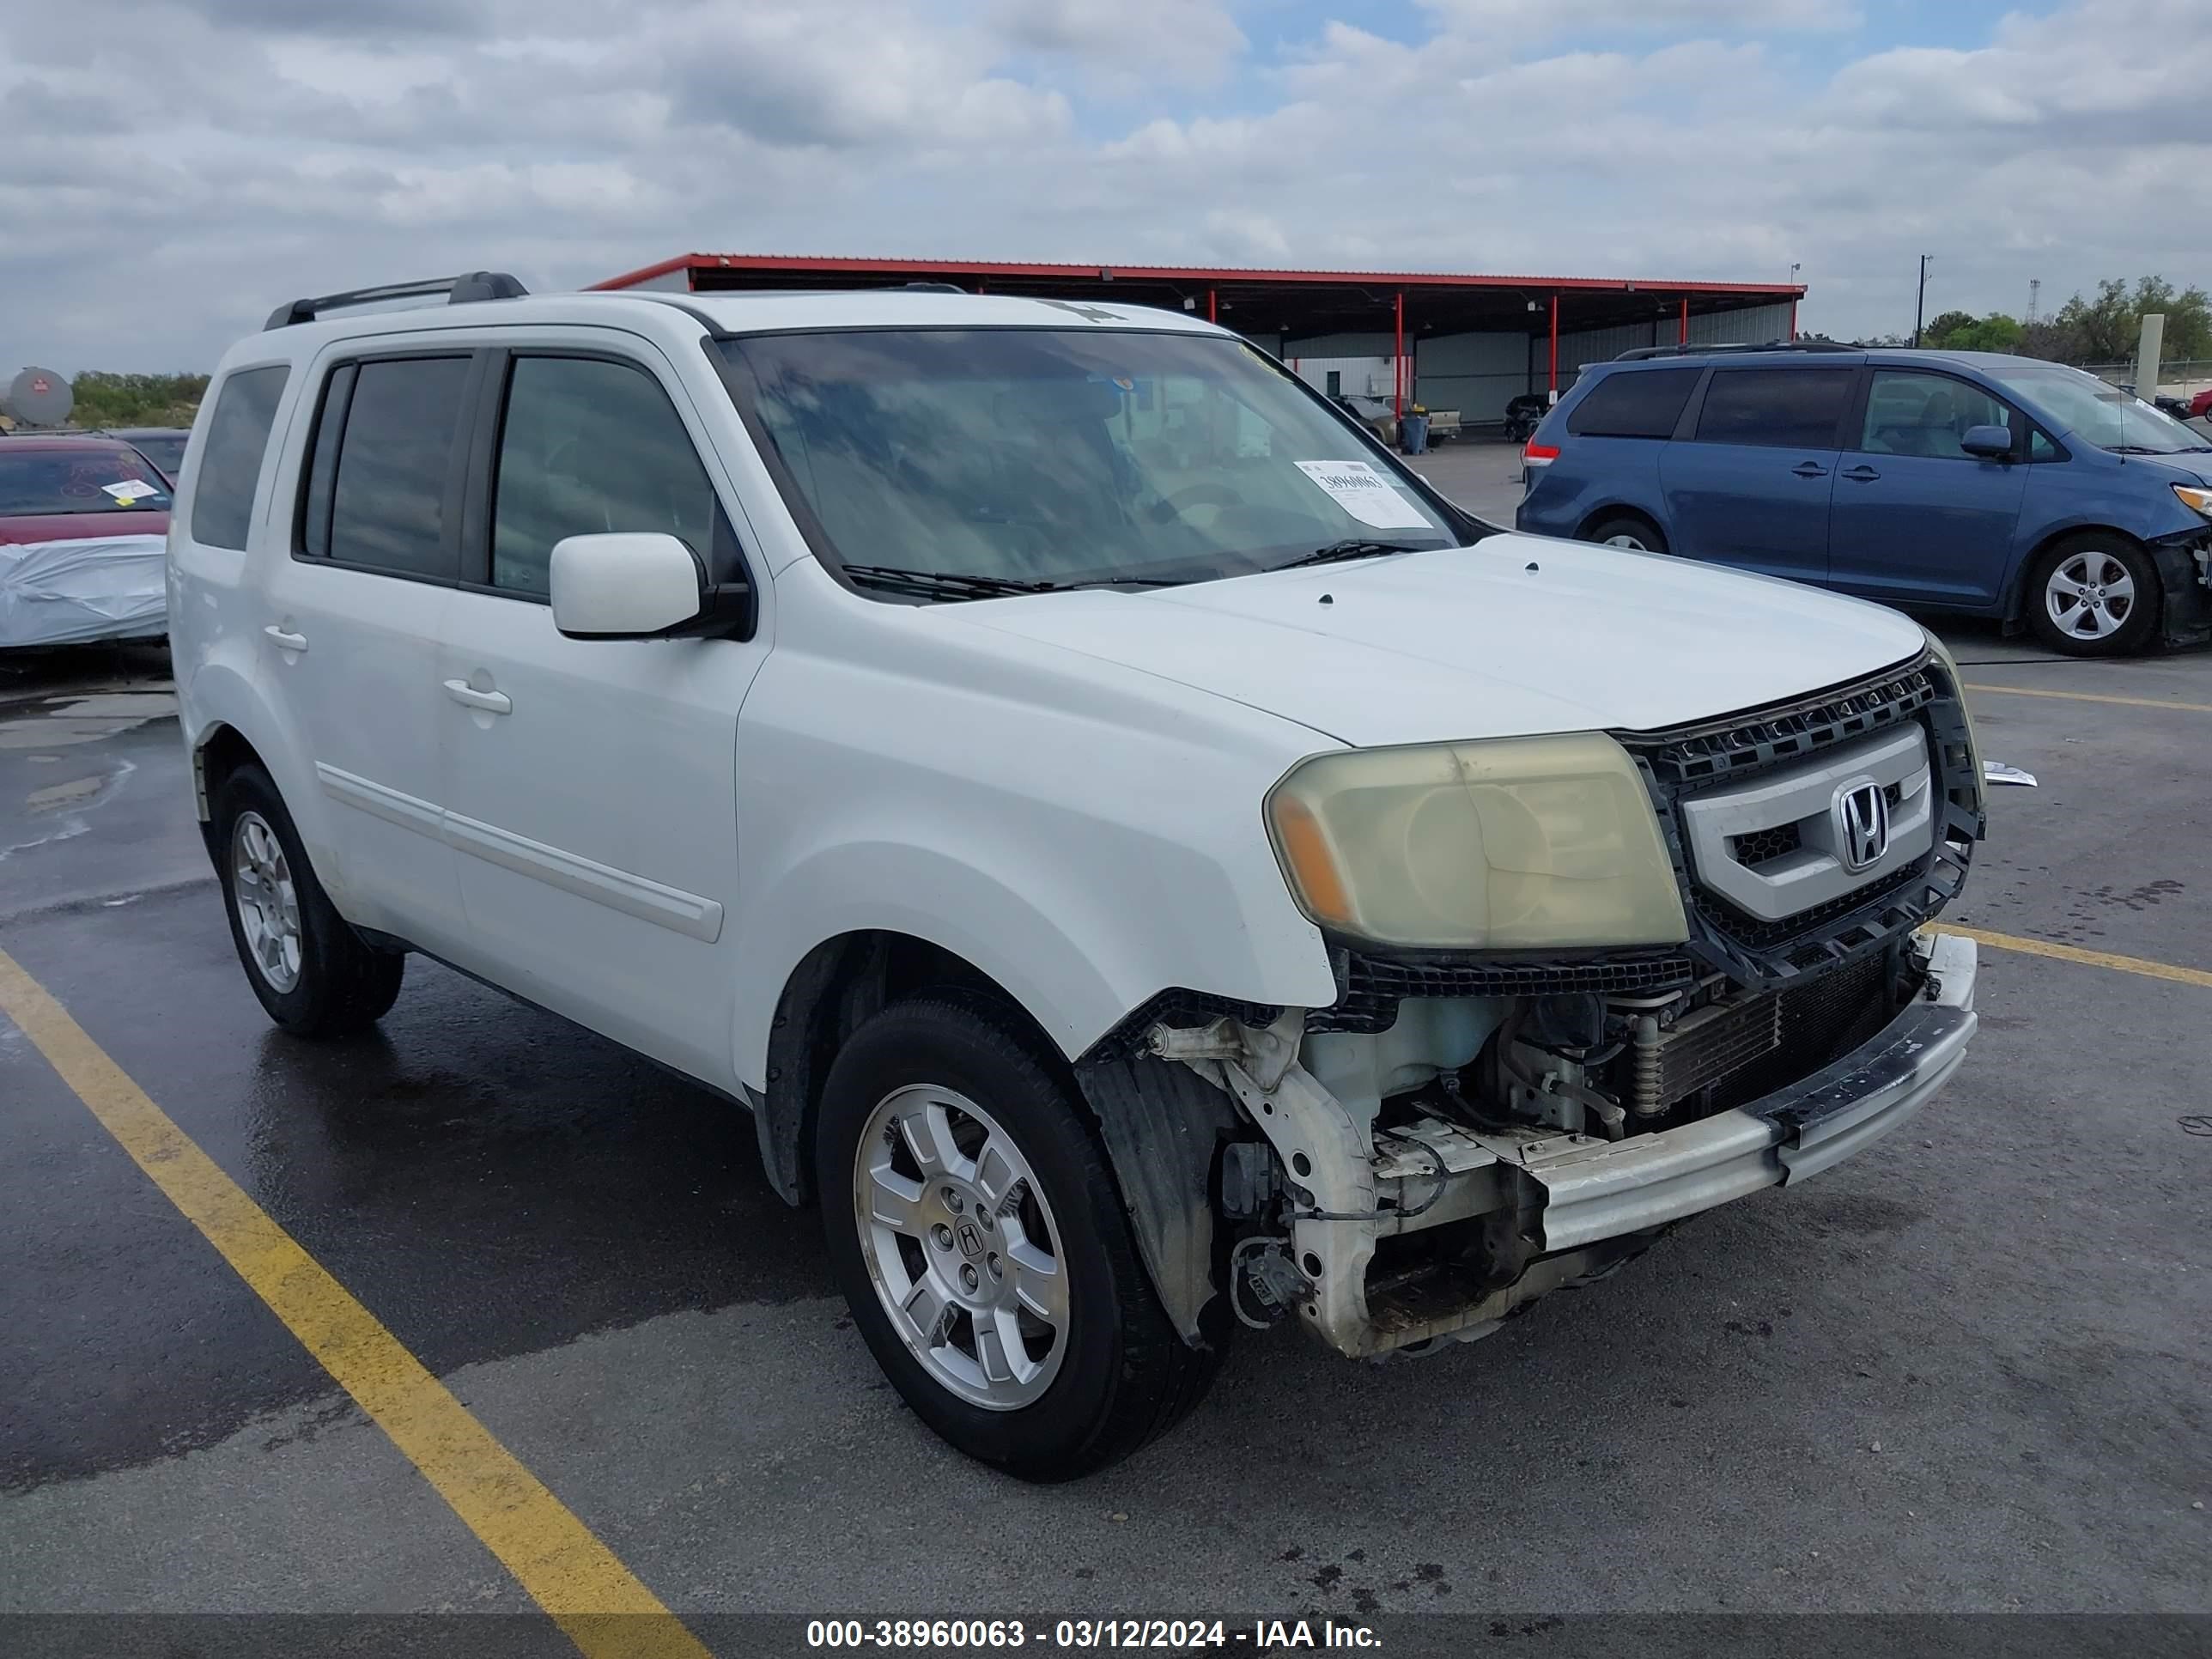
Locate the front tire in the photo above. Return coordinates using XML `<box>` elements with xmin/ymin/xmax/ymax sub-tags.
<box><xmin>211</xmin><ymin>763</ymin><xmax>404</xmax><ymax>1036</ymax></box>
<box><xmin>2026</xmin><ymin>534</ymin><xmax>2158</xmax><ymax>656</ymax></box>
<box><xmin>816</xmin><ymin>995</ymin><xmax>1221</xmax><ymax>1481</ymax></box>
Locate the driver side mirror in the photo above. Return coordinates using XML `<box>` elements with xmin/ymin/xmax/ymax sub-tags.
<box><xmin>1960</xmin><ymin>424</ymin><xmax>2014</xmax><ymax>461</ymax></box>
<box><xmin>550</xmin><ymin>532</ymin><xmax>751</xmax><ymax>641</ymax></box>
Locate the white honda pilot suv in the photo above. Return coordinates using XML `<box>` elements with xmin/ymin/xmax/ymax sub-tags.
<box><xmin>169</xmin><ymin>272</ymin><xmax>1985</xmax><ymax>1480</ymax></box>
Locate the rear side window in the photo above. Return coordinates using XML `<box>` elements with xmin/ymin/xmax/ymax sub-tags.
<box><xmin>1694</xmin><ymin>368</ymin><xmax>1854</xmax><ymax>449</ymax></box>
<box><xmin>1566</xmin><ymin>368</ymin><xmax>1698</xmax><ymax>439</ymax></box>
<box><xmin>308</xmin><ymin>356</ymin><xmax>471</xmax><ymax>579</ymax></box>
<box><xmin>190</xmin><ymin>365</ymin><xmax>289</xmax><ymax>550</ymax></box>
<box><xmin>490</xmin><ymin>356</ymin><xmax>720</xmax><ymax>597</ymax></box>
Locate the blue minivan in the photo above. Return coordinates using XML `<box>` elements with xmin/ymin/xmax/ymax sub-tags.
<box><xmin>1516</xmin><ymin>344</ymin><xmax>2212</xmax><ymax>656</ymax></box>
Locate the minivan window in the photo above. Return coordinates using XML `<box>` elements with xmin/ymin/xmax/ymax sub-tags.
<box><xmin>720</xmin><ymin>329</ymin><xmax>1455</xmax><ymax>596</ymax></box>
<box><xmin>1694</xmin><ymin>368</ymin><xmax>1854</xmax><ymax>449</ymax></box>
<box><xmin>491</xmin><ymin>356</ymin><xmax>720</xmax><ymax>598</ymax></box>
<box><xmin>190</xmin><ymin>365</ymin><xmax>289</xmax><ymax>550</ymax></box>
<box><xmin>1981</xmin><ymin>362</ymin><xmax>2212</xmax><ymax>456</ymax></box>
<box><xmin>325</xmin><ymin>356</ymin><xmax>471</xmax><ymax>578</ymax></box>
<box><xmin>1858</xmin><ymin>370</ymin><xmax>2012</xmax><ymax>460</ymax></box>
<box><xmin>1566</xmin><ymin>368</ymin><xmax>1698</xmax><ymax>439</ymax></box>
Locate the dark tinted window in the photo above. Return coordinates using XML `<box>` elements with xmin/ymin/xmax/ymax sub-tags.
<box><xmin>0</xmin><ymin>447</ymin><xmax>171</xmax><ymax>518</ymax></box>
<box><xmin>327</xmin><ymin>356</ymin><xmax>470</xmax><ymax>577</ymax></box>
<box><xmin>491</xmin><ymin>357</ymin><xmax>719</xmax><ymax>597</ymax></box>
<box><xmin>1566</xmin><ymin>368</ymin><xmax>1698</xmax><ymax>439</ymax></box>
<box><xmin>1858</xmin><ymin>370</ymin><xmax>2013</xmax><ymax>459</ymax></box>
<box><xmin>1694</xmin><ymin>368</ymin><xmax>1853</xmax><ymax>448</ymax></box>
<box><xmin>190</xmin><ymin>366</ymin><xmax>288</xmax><ymax>549</ymax></box>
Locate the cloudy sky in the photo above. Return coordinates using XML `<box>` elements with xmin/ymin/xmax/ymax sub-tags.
<box><xmin>3</xmin><ymin>0</ymin><xmax>2208</xmax><ymax>374</ymax></box>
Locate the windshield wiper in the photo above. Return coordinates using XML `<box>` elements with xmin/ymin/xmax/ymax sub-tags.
<box><xmin>841</xmin><ymin>564</ymin><xmax>1181</xmax><ymax>601</ymax></box>
<box><xmin>1277</xmin><ymin>538</ymin><xmax>1435</xmax><ymax>570</ymax></box>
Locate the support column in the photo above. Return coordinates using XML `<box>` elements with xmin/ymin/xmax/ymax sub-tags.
<box><xmin>1679</xmin><ymin>297</ymin><xmax>1688</xmax><ymax>345</ymax></box>
<box><xmin>1790</xmin><ymin>297</ymin><xmax>1799</xmax><ymax>341</ymax></box>
<box><xmin>1394</xmin><ymin>291</ymin><xmax>1406</xmax><ymax>422</ymax></box>
<box><xmin>1548</xmin><ymin>294</ymin><xmax>1559</xmax><ymax>401</ymax></box>
<box><xmin>1208</xmin><ymin>288</ymin><xmax>1217</xmax><ymax>325</ymax></box>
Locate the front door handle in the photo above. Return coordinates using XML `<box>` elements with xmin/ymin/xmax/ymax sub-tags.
<box><xmin>1840</xmin><ymin>465</ymin><xmax>1881</xmax><ymax>483</ymax></box>
<box><xmin>264</xmin><ymin>625</ymin><xmax>308</xmax><ymax>653</ymax></box>
<box><xmin>442</xmin><ymin>678</ymin><xmax>512</xmax><ymax>715</ymax></box>
<box><xmin>1792</xmin><ymin>462</ymin><xmax>1830</xmax><ymax>478</ymax></box>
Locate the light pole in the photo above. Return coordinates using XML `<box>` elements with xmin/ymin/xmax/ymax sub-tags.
<box><xmin>1912</xmin><ymin>254</ymin><xmax>1931</xmax><ymax>348</ymax></box>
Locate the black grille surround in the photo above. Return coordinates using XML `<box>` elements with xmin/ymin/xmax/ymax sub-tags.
<box><xmin>1617</xmin><ymin>652</ymin><xmax>1985</xmax><ymax>988</ymax></box>
<box><xmin>1308</xmin><ymin>947</ymin><xmax>1698</xmax><ymax>1036</ymax></box>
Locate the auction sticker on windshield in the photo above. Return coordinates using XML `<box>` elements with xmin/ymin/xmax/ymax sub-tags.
<box><xmin>1294</xmin><ymin>459</ymin><xmax>1429</xmax><ymax>530</ymax></box>
<box><xmin>101</xmin><ymin>479</ymin><xmax>160</xmax><ymax>502</ymax></box>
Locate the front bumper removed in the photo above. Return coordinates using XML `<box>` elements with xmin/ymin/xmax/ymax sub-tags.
<box><xmin>1156</xmin><ymin>933</ymin><xmax>1978</xmax><ymax>1358</ymax></box>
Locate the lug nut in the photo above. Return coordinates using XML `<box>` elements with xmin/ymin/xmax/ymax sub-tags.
<box><xmin>932</xmin><ymin>1224</ymin><xmax>954</xmax><ymax>1249</ymax></box>
<box><xmin>960</xmin><ymin>1264</ymin><xmax>980</xmax><ymax>1291</ymax></box>
<box><xmin>943</xmin><ymin>1188</ymin><xmax>964</xmax><ymax>1212</ymax></box>
<box><xmin>987</xmin><ymin>1253</ymin><xmax>1003</xmax><ymax>1279</ymax></box>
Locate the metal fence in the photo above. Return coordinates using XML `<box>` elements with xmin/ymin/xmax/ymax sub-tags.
<box><xmin>2079</xmin><ymin>359</ymin><xmax>2212</xmax><ymax>398</ymax></box>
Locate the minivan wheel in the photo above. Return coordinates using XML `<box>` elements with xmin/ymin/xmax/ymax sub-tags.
<box><xmin>2027</xmin><ymin>534</ymin><xmax>2157</xmax><ymax>657</ymax></box>
<box><xmin>816</xmin><ymin>994</ymin><xmax>1222</xmax><ymax>1481</ymax></box>
<box><xmin>211</xmin><ymin>763</ymin><xmax>404</xmax><ymax>1036</ymax></box>
<box><xmin>1584</xmin><ymin>514</ymin><xmax>1668</xmax><ymax>555</ymax></box>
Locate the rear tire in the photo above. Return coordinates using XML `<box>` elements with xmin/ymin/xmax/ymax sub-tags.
<box><xmin>816</xmin><ymin>994</ymin><xmax>1222</xmax><ymax>1481</ymax></box>
<box><xmin>2025</xmin><ymin>534</ymin><xmax>2158</xmax><ymax>657</ymax></box>
<box><xmin>211</xmin><ymin>763</ymin><xmax>404</xmax><ymax>1036</ymax></box>
<box><xmin>1583</xmin><ymin>514</ymin><xmax>1668</xmax><ymax>554</ymax></box>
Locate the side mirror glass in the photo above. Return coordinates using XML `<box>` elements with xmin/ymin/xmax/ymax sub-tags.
<box><xmin>1960</xmin><ymin>424</ymin><xmax>2014</xmax><ymax>460</ymax></box>
<box><xmin>550</xmin><ymin>533</ymin><xmax>706</xmax><ymax>638</ymax></box>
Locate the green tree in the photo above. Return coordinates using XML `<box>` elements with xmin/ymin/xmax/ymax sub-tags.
<box><xmin>1928</xmin><ymin>311</ymin><xmax>2024</xmax><ymax>354</ymax></box>
<box><xmin>64</xmin><ymin>371</ymin><xmax>210</xmax><ymax>428</ymax></box>
<box><xmin>2051</xmin><ymin>276</ymin><xmax>2211</xmax><ymax>363</ymax></box>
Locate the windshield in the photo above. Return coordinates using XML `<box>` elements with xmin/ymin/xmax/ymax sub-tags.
<box><xmin>0</xmin><ymin>448</ymin><xmax>173</xmax><ymax>517</ymax></box>
<box><xmin>130</xmin><ymin>434</ymin><xmax>189</xmax><ymax>477</ymax></box>
<box><xmin>720</xmin><ymin>329</ymin><xmax>1458</xmax><ymax>593</ymax></box>
<box><xmin>1984</xmin><ymin>362</ymin><xmax>2212</xmax><ymax>455</ymax></box>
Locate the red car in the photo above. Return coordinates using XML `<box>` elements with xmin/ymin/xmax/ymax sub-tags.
<box><xmin>2190</xmin><ymin>386</ymin><xmax>2212</xmax><ymax>421</ymax></box>
<box><xmin>0</xmin><ymin>436</ymin><xmax>174</xmax><ymax>647</ymax></box>
<box><xmin>0</xmin><ymin>435</ymin><xmax>173</xmax><ymax>545</ymax></box>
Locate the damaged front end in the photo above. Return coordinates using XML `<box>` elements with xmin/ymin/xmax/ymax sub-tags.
<box><xmin>1080</xmin><ymin>653</ymin><xmax>1986</xmax><ymax>1360</ymax></box>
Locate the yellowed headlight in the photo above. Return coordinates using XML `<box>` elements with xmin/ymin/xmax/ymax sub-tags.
<box><xmin>1266</xmin><ymin>733</ymin><xmax>1688</xmax><ymax>951</ymax></box>
<box><xmin>2173</xmin><ymin>484</ymin><xmax>2212</xmax><ymax>520</ymax></box>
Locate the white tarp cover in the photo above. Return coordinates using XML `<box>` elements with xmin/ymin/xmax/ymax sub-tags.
<box><xmin>0</xmin><ymin>535</ymin><xmax>169</xmax><ymax>647</ymax></box>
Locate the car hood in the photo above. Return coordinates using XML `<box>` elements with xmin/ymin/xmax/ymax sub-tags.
<box><xmin>0</xmin><ymin>509</ymin><xmax>170</xmax><ymax>547</ymax></box>
<box><xmin>953</xmin><ymin>534</ymin><xmax>1929</xmax><ymax>747</ymax></box>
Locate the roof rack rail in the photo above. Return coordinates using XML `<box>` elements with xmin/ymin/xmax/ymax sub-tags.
<box><xmin>1613</xmin><ymin>340</ymin><xmax>1858</xmax><ymax>362</ymax></box>
<box><xmin>263</xmin><ymin>270</ymin><xmax>528</xmax><ymax>331</ymax></box>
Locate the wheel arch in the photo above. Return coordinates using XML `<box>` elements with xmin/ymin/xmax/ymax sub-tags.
<box><xmin>1573</xmin><ymin>502</ymin><xmax>1668</xmax><ymax>546</ymax></box>
<box><xmin>2002</xmin><ymin>521</ymin><xmax>2156</xmax><ymax>624</ymax></box>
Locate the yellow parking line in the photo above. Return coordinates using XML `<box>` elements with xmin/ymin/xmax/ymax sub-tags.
<box><xmin>0</xmin><ymin>947</ymin><xmax>711</xmax><ymax>1659</ymax></box>
<box><xmin>1963</xmin><ymin>681</ymin><xmax>2212</xmax><ymax>714</ymax></box>
<box><xmin>1932</xmin><ymin>924</ymin><xmax>2212</xmax><ymax>989</ymax></box>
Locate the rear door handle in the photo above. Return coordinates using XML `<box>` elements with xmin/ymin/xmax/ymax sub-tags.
<box><xmin>1792</xmin><ymin>462</ymin><xmax>1830</xmax><ymax>478</ymax></box>
<box><xmin>263</xmin><ymin>626</ymin><xmax>308</xmax><ymax>653</ymax></box>
<box><xmin>1840</xmin><ymin>465</ymin><xmax>1881</xmax><ymax>482</ymax></box>
<box><xmin>442</xmin><ymin>679</ymin><xmax>512</xmax><ymax>715</ymax></box>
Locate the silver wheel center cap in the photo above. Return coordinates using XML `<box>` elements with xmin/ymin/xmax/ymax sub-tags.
<box><xmin>956</xmin><ymin>1218</ymin><xmax>985</xmax><ymax>1258</ymax></box>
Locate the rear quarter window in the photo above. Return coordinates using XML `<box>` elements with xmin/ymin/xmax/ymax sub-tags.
<box><xmin>190</xmin><ymin>365</ymin><xmax>290</xmax><ymax>550</ymax></box>
<box><xmin>1694</xmin><ymin>368</ymin><xmax>1855</xmax><ymax>449</ymax></box>
<box><xmin>1565</xmin><ymin>368</ymin><xmax>1699</xmax><ymax>439</ymax></box>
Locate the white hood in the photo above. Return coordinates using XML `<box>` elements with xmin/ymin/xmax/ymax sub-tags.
<box><xmin>955</xmin><ymin>534</ymin><xmax>1928</xmax><ymax>747</ymax></box>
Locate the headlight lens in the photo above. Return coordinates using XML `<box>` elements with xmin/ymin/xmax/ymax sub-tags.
<box><xmin>2173</xmin><ymin>484</ymin><xmax>2212</xmax><ymax>520</ymax></box>
<box><xmin>1266</xmin><ymin>733</ymin><xmax>1688</xmax><ymax>951</ymax></box>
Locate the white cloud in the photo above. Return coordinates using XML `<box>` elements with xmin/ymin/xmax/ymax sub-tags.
<box><xmin>0</xmin><ymin>0</ymin><xmax>2206</xmax><ymax>373</ymax></box>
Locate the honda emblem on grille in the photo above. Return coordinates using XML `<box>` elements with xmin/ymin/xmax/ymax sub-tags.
<box><xmin>1832</xmin><ymin>780</ymin><xmax>1889</xmax><ymax>872</ymax></box>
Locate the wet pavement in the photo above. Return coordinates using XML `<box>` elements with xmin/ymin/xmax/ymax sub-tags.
<box><xmin>2</xmin><ymin>629</ymin><xmax>2209</xmax><ymax>1627</ymax></box>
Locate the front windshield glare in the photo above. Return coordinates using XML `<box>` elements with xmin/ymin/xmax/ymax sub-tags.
<box><xmin>720</xmin><ymin>329</ymin><xmax>1456</xmax><ymax>592</ymax></box>
<box><xmin>1987</xmin><ymin>362</ymin><xmax>2212</xmax><ymax>454</ymax></box>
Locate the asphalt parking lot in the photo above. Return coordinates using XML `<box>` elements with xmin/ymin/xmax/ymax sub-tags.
<box><xmin>3</xmin><ymin>546</ymin><xmax>2209</xmax><ymax>1650</ymax></box>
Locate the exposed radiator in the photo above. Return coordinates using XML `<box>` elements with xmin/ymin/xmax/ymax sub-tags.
<box><xmin>1629</xmin><ymin>992</ymin><xmax>1784</xmax><ymax>1116</ymax></box>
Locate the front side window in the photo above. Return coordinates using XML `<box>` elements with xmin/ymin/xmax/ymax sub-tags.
<box><xmin>191</xmin><ymin>366</ymin><xmax>289</xmax><ymax>549</ymax></box>
<box><xmin>1982</xmin><ymin>362</ymin><xmax>2212</xmax><ymax>457</ymax></box>
<box><xmin>325</xmin><ymin>356</ymin><xmax>471</xmax><ymax>578</ymax></box>
<box><xmin>719</xmin><ymin>329</ymin><xmax>1457</xmax><ymax>596</ymax></box>
<box><xmin>1857</xmin><ymin>370</ymin><xmax>2013</xmax><ymax>459</ymax></box>
<box><xmin>1693</xmin><ymin>368</ymin><xmax>1854</xmax><ymax>449</ymax></box>
<box><xmin>0</xmin><ymin>447</ymin><xmax>171</xmax><ymax>519</ymax></box>
<box><xmin>491</xmin><ymin>356</ymin><xmax>720</xmax><ymax>597</ymax></box>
